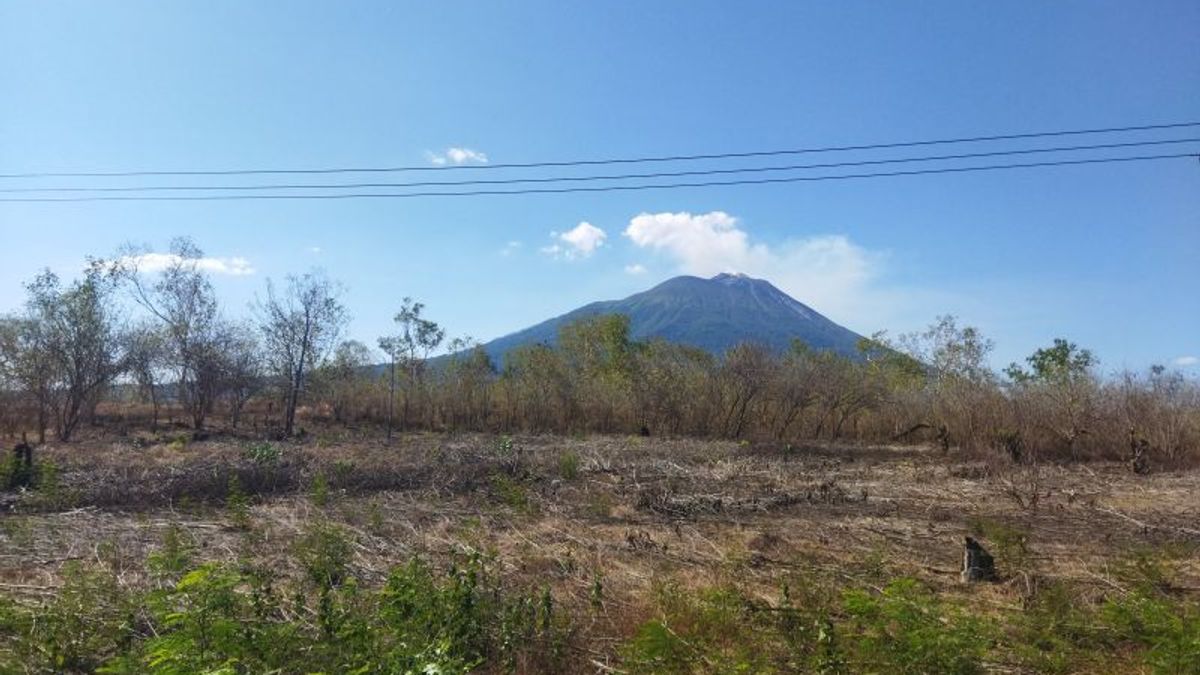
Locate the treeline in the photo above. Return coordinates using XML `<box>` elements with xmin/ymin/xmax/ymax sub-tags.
<box><xmin>1</xmin><ymin>237</ymin><xmax>1197</xmax><ymax>468</ymax></box>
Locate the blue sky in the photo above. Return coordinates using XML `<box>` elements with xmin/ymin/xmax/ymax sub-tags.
<box><xmin>1</xmin><ymin>1</ymin><xmax>1197</xmax><ymax>370</ymax></box>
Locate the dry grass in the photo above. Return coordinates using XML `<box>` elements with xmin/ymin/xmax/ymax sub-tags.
<box><xmin>1</xmin><ymin>429</ymin><xmax>1198</xmax><ymax>670</ymax></box>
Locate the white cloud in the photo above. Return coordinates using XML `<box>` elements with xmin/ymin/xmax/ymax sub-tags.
<box><xmin>542</xmin><ymin>222</ymin><xmax>607</xmax><ymax>260</ymax></box>
<box><xmin>499</xmin><ymin>240</ymin><xmax>523</xmax><ymax>257</ymax></box>
<box><xmin>118</xmin><ymin>252</ymin><xmax>256</xmax><ymax>276</ymax></box>
<box><xmin>308</xmin><ymin>246</ymin><xmax>323</xmax><ymax>254</ymax></box>
<box><xmin>624</xmin><ymin>263</ymin><xmax>648</xmax><ymax>275</ymax></box>
<box><xmin>426</xmin><ymin>146</ymin><xmax>489</xmax><ymax>166</ymax></box>
<box><xmin>625</xmin><ymin>211</ymin><xmax>760</xmax><ymax>273</ymax></box>
<box><xmin>623</xmin><ymin>210</ymin><xmax>891</xmax><ymax>326</ymax></box>
<box><xmin>1174</xmin><ymin>355</ymin><xmax>1199</xmax><ymax>367</ymax></box>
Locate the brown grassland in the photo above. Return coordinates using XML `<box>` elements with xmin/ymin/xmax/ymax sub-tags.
<box><xmin>1</xmin><ymin>418</ymin><xmax>1197</xmax><ymax>673</ymax></box>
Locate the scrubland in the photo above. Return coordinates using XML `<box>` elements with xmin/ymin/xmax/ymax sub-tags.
<box><xmin>0</xmin><ymin>427</ymin><xmax>1196</xmax><ymax>674</ymax></box>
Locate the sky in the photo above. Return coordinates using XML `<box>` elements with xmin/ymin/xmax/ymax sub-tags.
<box><xmin>1</xmin><ymin>1</ymin><xmax>1198</xmax><ymax>371</ymax></box>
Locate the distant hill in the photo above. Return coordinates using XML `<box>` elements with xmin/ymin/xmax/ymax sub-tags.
<box><xmin>472</xmin><ymin>273</ymin><xmax>866</xmax><ymax>364</ymax></box>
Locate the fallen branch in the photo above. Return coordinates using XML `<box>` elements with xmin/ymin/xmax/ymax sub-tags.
<box><xmin>1096</xmin><ymin>506</ymin><xmax>1200</xmax><ymax>538</ymax></box>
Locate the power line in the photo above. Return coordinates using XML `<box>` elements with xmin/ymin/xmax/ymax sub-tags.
<box><xmin>4</xmin><ymin>137</ymin><xmax>1196</xmax><ymax>194</ymax></box>
<box><xmin>1</xmin><ymin>153</ymin><xmax>1192</xmax><ymax>203</ymax></box>
<box><xmin>1</xmin><ymin>121</ymin><xmax>1198</xmax><ymax>179</ymax></box>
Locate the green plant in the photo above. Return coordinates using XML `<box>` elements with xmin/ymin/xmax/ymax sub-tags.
<box><xmin>497</xmin><ymin>435</ymin><xmax>515</xmax><ymax>455</ymax></box>
<box><xmin>147</xmin><ymin>523</ymin><xmax>194</xmax><ymax>580</ymax></box>
<box><xmin>366</xmin><ymin>497</ymin><xmax>386</xmax><ymax>535</ymax></box>
<box><xmin>294</xmin><ymin>522</ymin><xmax>353</xmax><ymax>590</ymax></box>
<box><xmin>622</xmin><ymin>583</ymin><xmax>776</xmax><ymax>674</ymax></box>
<box><xmin>557</xmin><ymin>451</ymin><xmax>580</xmax><ymax>480</ymax></box>
<box><xmin>242</xmin><ymin>441</ymin><xmax>280</xmax><ymax>465</ymax></box>
<box><xmin>225</xmin><ymin>476</ymin><xmax>251</xmax><ymax>529</ymax></box>
<box><xmin>7</xmin><ymin>563</ymin><xmax>136</xmax><ymax>672</ymax></box>
<box><xmin>1101</xmin><ymin>590</ymin><xmax>1200</xmax><ymax>674</ymax></box>
<box><xmin>332</xmin><ymin>458</ymin><xmax>355</xmax><ymax>485</ymax></box>
<box><xmin>310</xmin><ymin>472</ymin><xmax>330</xmax><ymax>507</ymax></box>
<box><xmin>490</xmin><ymin>474</ymin><xmax>535</xmax><ymax>514</ymax></box>
<box><xmin>842</xmin><ymin>578</ymin><xmax>989</xmax><ymax>674</ymax></box>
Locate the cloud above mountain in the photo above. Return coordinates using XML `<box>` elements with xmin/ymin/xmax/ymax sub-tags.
<box><xmin>623</xmin><ymin>211</ymin><xmax>880</xmax><ymax>322</ymax></box>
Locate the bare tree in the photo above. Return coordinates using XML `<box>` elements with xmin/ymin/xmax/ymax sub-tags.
<box><xmin>20</xmin><ymin>269</ymin><xmax>122</xmax><ymax>441</ymax></box>
<box><xmin>0</xmin><ymin>316</ymin><xmax>55</xmax><ymax>443</ymax></box>
<box><xmin>719</xmin><ymin>342</ymin><xmax>773</xmax><ymax>438</ymax></box>
<box><xmin>441</xmin><ymin>336</ymin><xmax>495</xmax><ymax>430</ymax></box>
<box><xmin>221</xmin><ymin>323</ymin><xmax>264</xmax><ymax>428</ymax></box>
<box><xmin>121</xmin><ymin>322</ymin><xmax>168</xmax><ymax>429</ymax></box>
<box><xmin>256</xmin><ymin>271</ymin><xmax>348</xmax><ymax>437</ymax></box>
<box><xmin>315</xmin><ymin>340</ymin><xmax>375</xmax><ymax>424</ymax></box>
<box><xmin>110</xmin><ymin>237</ymin><xmax>223</xmax><ymax>429</ymax></box>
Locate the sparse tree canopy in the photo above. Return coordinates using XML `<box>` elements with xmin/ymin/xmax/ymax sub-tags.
<box><xmin>378</xmin><ymin>298</ymin><xmax>443</xmax><ymax>436</ymax></box>
<box><xmin>14</xmin><ymin>268</ymin><xmax>122</xmax><ymax>441</ymax></box>
<box><xmin>1005</xmin><ymin>338</ymin><xmax>1096</xmax><ymax>384</ymax></box>
<box><xmin>256</xmin><ymin>270</ymin><xmax>348</xmax><ymax>437</ymax></box>
<box><xmin>111</xmin><ymin>237</ymin><xmax>225</xmax><ymax>429</ymax></box>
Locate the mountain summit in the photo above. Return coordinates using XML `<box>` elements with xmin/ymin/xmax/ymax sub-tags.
<box><xmin>477</xmin><ymin>273</ymin><xmax>866</xmax><ymax>363</ymax></box>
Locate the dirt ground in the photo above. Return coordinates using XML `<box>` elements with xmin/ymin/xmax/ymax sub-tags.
<box><xmin>1</xmin><ymin>430</ymin><xmax>1198</xmax><ymax>666</ymax></box>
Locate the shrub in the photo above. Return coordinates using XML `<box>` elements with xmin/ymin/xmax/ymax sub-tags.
<box><xmin>225</xmin><ymin>476</ymin><xmax>251</xmax><ymax>529</ymax></box>
<box><xmin>309</xmin><ymin>472</ymin><xmax>330</xmax><ymax>506</ymax></box>
<box><xmin>557</xmin><ymin>450</ymin><xmax>581</xmax><ymax>480</ymax></box>
<box><xmin>0</xmin><ymin>563</ymin><xmax>135</xmax><ymax>672</ymax></box>
<box><xmin>147</xmin><ymin>524</ymin><xmax>193</xmax><ymax>580</ymax></box>
<box><xmin>490</xmin><ymin>474</ymin><xmax>535</xmax><ymax>514</ymax></box>
<box><xmin>241</xmin><ymin>441</ymin><xmax>280</xmax><ymax>465</ymax></box>
<box><xmin>841</xmin><ymin>578</ymin><xmax>990</xmax><ymax>675</ymax></box>
<box><xmin>294</xmin><ymin>522</ymin><xmax>353</xmax><ymax>590</ymax></box>
<box><xmin>1101</xmin><ymin>591</ymin><xmax>1200</xmax><ymax>674</ymax></box>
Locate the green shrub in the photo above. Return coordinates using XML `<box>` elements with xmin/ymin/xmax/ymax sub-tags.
<box><xmin>225</xmin><ymin>476</ymin><xmax>251</xmax><ymax>529</ymax></box>
<box><xmin>147</xmin><ymin>524</ymin><xmax>194</xmax><ymax>580</ymax></box>
<box><xmin>841</xmin><ymin>578</ymin><xmax>990</xmax><ymax>675</ymax></box>
<box><xmin>557</xmin><ymin>451</ymin><xmax>580</xmax><ymax>480</ymax></box>
<box><xmin>332</xmin><ymin>458</ymin><xmax>355</xmax><ymax>485</ymax></box>
<box><xmin>623</xmin><ymin>582</ymin><xmax>782</xmax><ymax>674</ymax></box>
<box><xmin>0</xmin><ymin>563</ymin><xmax>136</xmax><ymax>673</ymax></box>
<box><xmin>241</xmin><ymin>441</ymin><xmax>280</xmax><ymax>465</ymax></box>
<box><xmin>1101</xmin><ymin>590</ymin><xmax>1200</xmax><ymax>674</ymax></box>
<box><xmin>490</xmin><ymin>474</ymin><xmax>535</xmax><ymax>514</ymax></box>
<box><xmin>310</xmin><ymin>472</ymin><xmax>330</xmax><ymax>506</ymax></box>
<box><xmin>1011</xmin><ymin>580</ymin><xmax>1106</xmax><ymax>673</ymax></box>
<box><xmin>294</xmin><ymin>522</ymin><xmax>353</xmax><ymax>590</ymax></box>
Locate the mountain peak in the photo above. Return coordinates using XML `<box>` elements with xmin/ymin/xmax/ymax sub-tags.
<box><xmin>475</xmin><ymin>274</ymin><xmax>867</xmax><ymax>363</ymax></box>
<box><xmin>710</xmin><ymin>272</ymin><xmax>763</xmax><ymax>286</ymax></box>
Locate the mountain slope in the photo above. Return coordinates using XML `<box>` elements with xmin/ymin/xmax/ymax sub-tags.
<box><xmin>477</xmin><ymin>273</ymin><xmax>866</xmax><ymax>363</ymax></box>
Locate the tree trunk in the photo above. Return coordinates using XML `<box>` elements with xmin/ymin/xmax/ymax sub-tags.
<box><xmin>386</xmin><ymin>358</ymin><xmax>396</xmax><ymax>442</ymax></box>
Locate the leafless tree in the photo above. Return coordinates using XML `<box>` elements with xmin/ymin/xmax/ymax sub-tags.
<box><xmin>256</xmin><ymin>271</ymin><xmax>348</xmax><ymax>437</ymax></box>
<box><xmin>109</xmin><ymin>237</ymin><xmax>224</xmax><ymax>429</ymax></box>
<box><xmin>315</xmin><ymin>339</ymin><xmax>376</xmax><ymax>424</ymax></box>
<box><xmin>121</xmin><ymin>321</ymin><xmax>168</xmax><ymax>429</ymax></box>
<box><xmin>221</xmin><ymin>323</ymin><xmax>264</xmax><ymax>428</ymax></box>
<box><xmin>0</xmin><ymin>316</ymin><xmax>55</xmax><ymax>442</ymax></box>
<box><xmin>19</xmin><ymin>268</ymin><xmax>122</xmax><ymax>441</ymax></box>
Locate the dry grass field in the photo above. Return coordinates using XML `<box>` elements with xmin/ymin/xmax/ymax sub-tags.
<box><xmin>1</xmin><ymin>428</ymin><xmax>1197</xmax><ymax>673</ymax></box>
